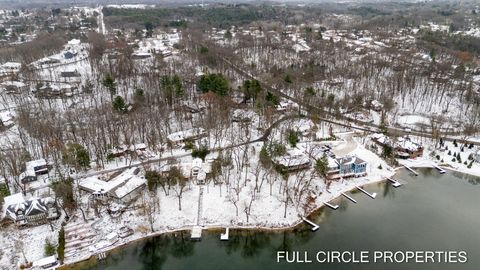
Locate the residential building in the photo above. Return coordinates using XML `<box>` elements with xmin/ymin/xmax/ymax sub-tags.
<box><xmin>167</xmin><ymin>128</ymin><xmax>207</xmax><ymax>145</ymax></box>
<box><xmin>78</xmin><ymin>167</ymin><xmax>146</xmax><ymax>204</ymax></box>
<box><xmin>327</xmin><ymin>155</ymin><xmax>367</xmax><ymax>179</ymax></box>
<box><xmin>273</xmin><ymin>150</ymin><xmax>311</xmax><ymax>171</ymax></box>
<box><xmin>19</xmin><ymin>159</ymin><xmax>49</xmax><ymax>184</ymax></box>
<box><xmin>371</xmin><ymin>133</ymin><xmax>423</xmax><ymax>159</ymax></box>
<box><xmin>3</xmin><ymin>193</ymin><xmax>58</xmax><ymax>226</ymax></box>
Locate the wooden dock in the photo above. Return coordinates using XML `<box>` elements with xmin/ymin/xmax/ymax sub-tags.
<box><xmin>220</xmin><ymin>228</ymin><xmax>229</xmax><ymax>241</ymax></box>
<box><xmin>191</xmin><ymin>226</ymin><xmax>202</xmax><ymax>240</ymax></box>
<box><xmin>433</xmin><ymin>164</ymin><xmax>446</xmax><ymax>174</ymax></box>
<box><xmin>341</xmin><ymin>192</ymin><xmax>357</xmax><ymax>203</ymax></box>
<box><xmin>324</xmin><ymin>202</ymin><xmax>339</xmax><ymax>210</ymax></box>
<box><xmin>387</xmin><ymin>177</ymin><xmax>402</xmax><ymax>188</ymax></box>
<box><xmin>403</xmin><ymin>165</ymin><xmax>419</xmax><ymax>176</ymax></box>
<box><xmin>356</xmin><ymin>186</ymin><xmax>377</xmax><ymax>199</ymax></box>
<box><xmin>302</xmin><ymin>217</ymin><xmax>319</xmax><ymax>231</ymax></box>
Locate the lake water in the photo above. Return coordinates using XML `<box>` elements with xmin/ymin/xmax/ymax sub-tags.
<box><xmin>74</xmin><ymin>168</ymin><xmax>480</xmax><ymax>270</ymax></box>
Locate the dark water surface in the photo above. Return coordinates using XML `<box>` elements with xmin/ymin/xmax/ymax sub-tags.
<box><xmin>76</xmin><ymin>168</ymin><xmax>480</xmax><ymax>270</ymax></box>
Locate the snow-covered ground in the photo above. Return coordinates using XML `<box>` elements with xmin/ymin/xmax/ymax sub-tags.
<box><xmin>0</xmin><ymin>133</ymin><xmax>396</xmax><ymax>269</ymax></box>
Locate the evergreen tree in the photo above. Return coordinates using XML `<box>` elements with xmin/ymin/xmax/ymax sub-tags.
<box><xmin>197</xmin><ymin>73</ymin><xmax>230</xmax><ymax>96</ymax></box>
<box><xmin>112</xmin><ymin>96</ymin><xmax>126</xmax><ymax>112</ymax></box>
<box><xmin>315</xmin><ymin>155</ymin><xmax>329</xmax><ymax>177</ymax></box>
<box><xmin>102</xmin><ymin>74</ymin><xmax>117</xmax><ymax>97</ymax></box>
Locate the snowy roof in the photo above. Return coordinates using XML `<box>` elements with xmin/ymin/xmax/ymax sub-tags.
<box><xmin>105</xmin><ymin>232</ymin><xmax>118</xmax><ymax>241</ymax></box>
<box><xmin>4</xmin><ymin>195</ymin><xmax>54</xmax><ymax>221</ymax></box>
<box><xmin>1</xmin><ymin>62</ymin><xmax>21</xmax><ymax>68</ymax></box>
<box><xmin>167</xmin><ymin>128</ymin><xmax>206</xmax><ymax>143</ymax></box>
<box><xmin>273</xmin><ymin>150</ymin><xmax>311</xmax><ymax>168</ymax></box>
<box><xmin>79</xmin><ymin>168</ymin><xmax>145</xmax><ymax>199</ymax></box>
<box><xmin>0</xmin><ymin>111</ymin><xmax>14</xmax><ymax>125</ymax></box>
<box><xmin>3</xmin><ymin>193</ymin><xmax>24</xmax><ymax>208</ymax></box>
<box><xmin>293</xmin><ymin>42</ymin><xmax>310</xmax><ymax>53</ymax></box>
<box><xmin>26</xmin><ymin>159</ymin><xmax>47</xmax><ymax>169</ymax></box>
<box><xmin>129</xmin><ymin>143</ymin><xmax>147</xmax><ymax>151</ymax></box>
<box><xmin>67</xmin><ymin>39</ymin><xmax>81</xmax><ymax>46</ymax></box>
<box><xmin>32</xmin><ymin>255</ymin><xmax>58</xmax><ymax>268</ymax></box>
<box><xmin>111</xmin><ymin>175</ymin><xmax>145</xmax><ymax>199</ymax></box>
<box><xmin>327</xmin><ymin>156</ymin><xmax>338</xmax><ymax>169</ymax></box>
<box><xmin>372</xmin><ymin>133</ymin><xmax>422</xmax><ymax>152</ymax></box>
<box><xmin>132</xmin><ymin>51</ymin><xmax>152</xmax><ymax>57</ymax></box>
<box><xmin>192</xmin><ymin>158</ymin><xmax>203</xmax><ymax>169</ymax></box>
<box><xmin>396</xmin><ymin>137</ymin><xmax>422</xmax><ymax>152</ymax></box>
<box><xmin>336</xmin><ymin>156</ymin><xmax>366</xmax><ymax>166</ymax></box>
<box><xmin>1</xmin><ymin>81</ymin><xmax>26</xmax><ymax>87</ymax></box>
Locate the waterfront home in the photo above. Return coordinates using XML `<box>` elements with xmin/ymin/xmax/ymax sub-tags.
<box><xmin>78</xmin><ymin>168</ymin><xmax>146</xmax><ymax>204</ymax></box>
<box><xmin>273</xmin><ymin>149</ymin><xmax>311</xmax><ymax>171</ymax></box>
<box><xmin>327</xmin><ymin>155</ymin><xmax>367</xmax><ymax>180</ymax></box>
<box><xmin>162</xmin><ymin>158</ymin><xmax>213</xmax><ymax>184</ymax></box>
<box><xmin>2</xmin><ymin>193</ymin><xmax>58</xmax><ymax>226</ymax></box>
<box><xmin>371</xmin><ymin>133</ymin><xmax>423</xmax><ymax>159</ymax></box>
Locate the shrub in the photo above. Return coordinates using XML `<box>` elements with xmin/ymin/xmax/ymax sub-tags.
<box><xmin>44</xmin><ymin>239</ymin><xmax>56</xmax><ymax>256</ymax></box>
<box><xmin>192</xmin><ymin>145</ymin><xmax>210</xmax><ymax>161</ymax></box>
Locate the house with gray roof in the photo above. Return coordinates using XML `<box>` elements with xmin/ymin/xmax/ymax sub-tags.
<box><xmin>3</xmin><ymin>193</ymin><xmax>58</xmax><ymax>226</ymax></box>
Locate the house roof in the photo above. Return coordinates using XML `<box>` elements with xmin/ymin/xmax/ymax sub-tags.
<box><xmin>167</xmin><ymin>128</ymin><xmax>206</xmax><ymax>143</ymax></box>
<box><xmin>336</xmin><ymin>156</ymin><xmax>366</xmax><ymax>166</ymax></box>
<box><xmin>32</xmin><ymin>255</ymin><xmax>58</xmax><ymax>267</ymax></box>
<box><xmin>4</xmin><ymin>194</ymin><xmax>54</xmax><ymax>221</ymax></box>
<box><xmin>79</xmin><ymin>168</ymin><xmax>145</xmax><ymax>200</ymax></box>
<box><xmin>111</xmin><ymin>175</ymin><xmax>145</xmax><ymax>199</ymax></box>
<box><xmin>273</xmin><ymin>149</ymin><xmax>311</xmax><ymax>168</ymax></box>
<box><xmin>1</xmin><ymin>81</ymin><xmax>26</xmax><ymax>88</ymax></box>
<box><xmin>26</xmin><ymin>159</ymin><xmax>47</xmax><ymax>169</ymax></box>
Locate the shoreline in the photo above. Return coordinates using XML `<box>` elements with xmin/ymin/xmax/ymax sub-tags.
<box><xmin>61</xmin><ymin>163</ymin><xmax>477</xmax><ymax>270</ymax></box>
<box><xmin>61</xmin><ymin>169</ymin><xmax>400</xmax><ymax>269</ymax></box>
